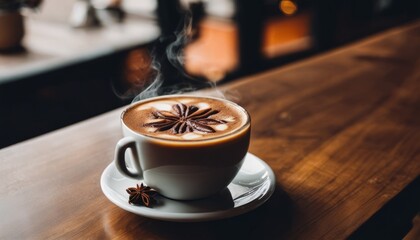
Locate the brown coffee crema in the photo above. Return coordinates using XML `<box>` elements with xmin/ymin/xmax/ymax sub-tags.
<box><xmin>123</xmin><ymin>96</ymin><xmax>249</xmax><ymax>140</ymax></box>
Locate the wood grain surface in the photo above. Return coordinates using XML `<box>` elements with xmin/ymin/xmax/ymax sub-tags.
<box><xmin>0</xmin><ymin>20</ymin><xmax>419</xmax><ymax>239</ymax></box>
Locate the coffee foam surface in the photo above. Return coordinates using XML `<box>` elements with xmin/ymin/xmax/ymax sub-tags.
<box><xmin>123</xmin><ymin>96</ymin><xmax>248</xmax><ymax>140</ymax></box>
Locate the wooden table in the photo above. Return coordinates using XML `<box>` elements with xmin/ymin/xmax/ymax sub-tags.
<box><xmin>1</xmin><ymin>20</ymin><xmax>419</xmax><ymax>239</ymax></box>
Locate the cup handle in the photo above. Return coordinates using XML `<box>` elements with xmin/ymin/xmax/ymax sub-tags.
<box><xmin>114</xmin><ymin>137</ymin><xmax>143</xmax><ymax>179</ymax></box>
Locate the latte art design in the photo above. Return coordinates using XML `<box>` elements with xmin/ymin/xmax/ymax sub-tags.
<box><xmin>144</xmin><ymin>103</ymin><xmax>227</xmax><ymax>134</ymax></box>
<box><xmin>123</xmin><ymin>96</ymin><xmax>248</xmax><ymax>141</ymax></box>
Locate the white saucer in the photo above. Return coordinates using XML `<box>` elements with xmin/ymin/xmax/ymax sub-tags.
<box><xmin>100</xmin><ymin>153</ymin><xmax>276</xmax><ymax>222</ymax></box>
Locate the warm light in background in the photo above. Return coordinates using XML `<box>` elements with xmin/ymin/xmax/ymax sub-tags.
<box><xmin>279</xmin><ymin>0</ymin><xmax>298</xmax><ymax>16</ymax></box>
<box><xmin>184</xmin><ymin>19</ymin><xmax>238</xmax><ymax>82</ymax></box>
<box><xmin>262</xmin><ymin>11</ymin><xmax>312</xmax><ymax>58</ymax></box>
<box><xmin>123</xmin><ymin>48</ymin><xmax>153</xmax><ymax>89</ymax></box>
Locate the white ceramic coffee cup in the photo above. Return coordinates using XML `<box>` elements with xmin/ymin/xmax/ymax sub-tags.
<box><xmin>114</xmin><ymin>95</ymin><xmax>251</xmax><ymax>200</ymax></box>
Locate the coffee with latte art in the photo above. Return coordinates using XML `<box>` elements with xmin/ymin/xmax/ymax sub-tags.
<box><xmin>116</xmin><ymin>95</ymin><xmax>251</xmax><ymax>200</ymax></box>
<box><xmin>123</xmin><ymin>96</ymin><xmax>248</xmax><ymax>140</ymax></box>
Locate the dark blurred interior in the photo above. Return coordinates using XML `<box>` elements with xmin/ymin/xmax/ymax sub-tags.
<box><xmin>0</xmin><ymin>0</ymin><xmax>418</xmax><ymax>148</ymax></box>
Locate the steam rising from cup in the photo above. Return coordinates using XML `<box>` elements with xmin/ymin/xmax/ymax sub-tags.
<box><xmin>127</xmin><ymin>9</ymin><xmax>239</xmax><ymax>103</ymax></box>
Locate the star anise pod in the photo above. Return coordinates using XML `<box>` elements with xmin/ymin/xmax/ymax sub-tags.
<box><xmin>126</xmin><ymin>183</ymin><xmax>157</xmax><ymax>207</ymax></box>
<box><xmin>144</xmin><ymin>103</ymin><xmax>227</xmax><ymax>134</ymax></box>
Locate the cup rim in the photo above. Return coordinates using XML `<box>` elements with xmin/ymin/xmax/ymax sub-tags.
<box><xmin>120</xmin><ymin>94</ymin><xmax>251</xmax><ymax>143</ymax></box>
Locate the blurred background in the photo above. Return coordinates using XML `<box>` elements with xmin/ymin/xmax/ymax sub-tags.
<box><xmin>0</xmin><ymin>0</ymin><xmax>418</xmax><ymax>148</ymax></box>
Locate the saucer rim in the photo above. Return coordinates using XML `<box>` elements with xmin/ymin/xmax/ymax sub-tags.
<box><xmin>100</xmin><ymin>152</ymin><xmax>276</xmax><ymax>222</ymax></box>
